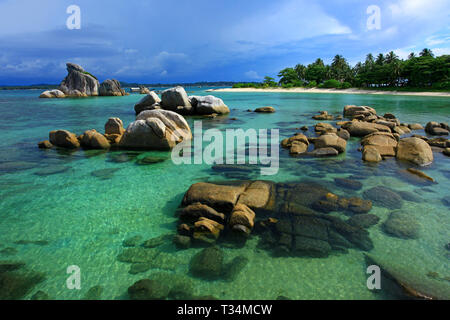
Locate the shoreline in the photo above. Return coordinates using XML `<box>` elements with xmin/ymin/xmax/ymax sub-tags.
<box><xmin>207</xmin><ymin>87</ymin><xmax>450</xmax><ymax>97</ymax></box>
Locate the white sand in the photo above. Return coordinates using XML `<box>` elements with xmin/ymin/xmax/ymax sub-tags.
<box><xmin>207</xmin><ymin>87</ymin><xmax>450</xmax><ymax>97</ymax></box>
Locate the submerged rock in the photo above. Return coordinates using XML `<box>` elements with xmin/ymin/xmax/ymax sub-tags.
<box><xmin>363</xmin><ymin>186</ymin><xmax>403</xmax><ymax>209</ymax></box>
<box><xmin>189</xmin><ymin>246</ymin><xmax>224</xmax><ymax>280</ymax></box>
<box><xmin>91</xmin><ymin>168</ymin><xmax>120</xmax><ymax>179</ymax></box>
<box><xmin>31</xmin><ymin>290</ymin><xmax>51</xmax><ymax>300</ymax></box>
<box><xmin>347</xmin><ymin>214</ymin><xmax>380</xmax><ymax>228</ymax></box>
<box><xmin>365</xmin><ymin>254</ymin><xmax>450</xmax><ymax>299</ymax></box>
<box><xmin>334</xmin><ymin>178</ymin><xmax>363</xmax><ymax>190</ymax></box>
<box><xmin>128</xmin><ymin>279</ymin><xmax>170</xmax><ymax>300</ymax></box>
<box><xmin>382</xmin><ymin>211</ymin><xmax>420</xmax><ymax>239</ymax></box>
<box><xmin>34</xmin><ymin>165</ymin><xmax>71</xmax><ymax>176</ymax></box>
<box><xmin>122</xmin><ymin>235</ymin><xmax>142</xmax><ymax>247</ymax></box>
<box><xmin>82</xmin><ymin>285</ymin><xmax>103</xmax><ymax>300</ymax></box>
<box><xmin>222</xmin><ymin>256</ymin><xmax>249</xmax><ymax>282</ymax></box>
<box><xmin>0</xmin><ymin>269</ymin><xmax>46</xmax><ymax>300</ymax></box>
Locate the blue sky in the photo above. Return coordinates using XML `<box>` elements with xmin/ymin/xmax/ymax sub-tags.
<box><xmin>0</xmin><ymin>0</ymin><xmax>449</xmax><ymax>84</ymax></box>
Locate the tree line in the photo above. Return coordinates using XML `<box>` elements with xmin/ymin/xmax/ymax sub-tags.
<box><xmin>233</xmin><ymin>48</ymin><xmax>450</xmax><ymax>90</ymax></box>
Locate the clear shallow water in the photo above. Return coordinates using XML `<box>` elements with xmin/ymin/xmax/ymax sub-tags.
<box><xmin>0</xmin><ymin>89</ymin><xmax>449</xmax><ymax>300</ymax></box>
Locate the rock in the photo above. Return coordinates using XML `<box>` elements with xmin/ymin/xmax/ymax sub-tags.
<box><xmin>37</xmin><ymin>140</ymin><xmax>53</xmax><ymax>149</ymax></box>
<box><xmin>382</xmin><ymin>211</ymin><xmax>420</xmax><ymax>239</ymax></box>
<box><xmin>254</xmin><ymin>106</ymin><xmax>275</xmax><ymax>113</ymax></box>
<box><xmin>312</xmin><ymin>111</ymin><xmax>333</xmax><ymax>120</ymax></box>
<box><xmin>363</xmin><ymin>186</ymin><xmax>403</xmax><ymax>209</ymax></box>
<box><xmin>161</xmin><ymin>86</ymin><xmax>192</xmax><ymax>113</ymax></box>
<box><xmin>361</xmin><ymin>132</ymin><xmax>398</xmax><ymax>157</ymax></box>
<box><xmin>117</xmin><ymin>247</ymin><xmax>159</xmax><ymax>263</ymax></box>
<box><xmin>182</xmin><ymin>182</ymin><xmax>248</xmax><ymax>213</ymax></box>
<box><xmin>82</xmin><ymin>285</ymin><xmax>103</xmax><ymax>300</ymax></box>
<box><xmin>189</xmin><ymin>95</ymin><xmax>230</xmax><ymax>115</ymax></box>
<box><xmin>315</xmin><ymin>122</ymin><xmax>337</xmax><ymax>134</ymax></box>
<box><xmin>229</xmin><ymin>204</ymin><xmax>255</xmax><ymax>229</ymax></box>
<box><xmin>281</xmin><ymin>134</ymin><xmax>309</xmax><ymax>155</ymax></box>
<box><xmin>383</xmin><ymin>113</ymin><xmax>396</xmax><ymax>119</ymax></box>
<box><xmin>396</xmin><ymin>137</ymin><xmax>433</xmax><ymax>166</ymax></box>
<box><xmin>0</xmin><ymin>247</ymin><xmax>18</xmax><ymax>255</ymax></box>
<box><xmin>343</xmin><ymin>105</ymin><xmax>377</xmax><ymax>119</ymax></box>
<box><xmin>31</xmin><ymin>290</ymin><xmax>51</xmax><ymax>300</ymax></box>
<box><xmin>313</xmin><ymin>133</ymin><xmax>346</xmax><ymax>153</ymax></box>
<box><xmin>193</xmin><ymin>218</ymin><xmax>224</xmax><ymax>243</ymax></box>
<box><xmin>348</xmin><ymin>214</ymin><xmax>380</xmax><ymax>228</ymax></box>
<box><xmin>189</xmin><ymin>247</ymin><xmax>223</xmax><ymax>280</ymax></box>
<box><xmin>128</xmin><ymin>279</ymin><xmax>170</xmax><ymax>300</ymax></box>
<box><xmin>444</xmin><ymin>148</ymin><xmax>450</xmax><ymax>156</ymax></box>
<box><xmin>236</xmin><ymin>180</ymin><xmax>273</xmax><ymax>211</ymax></box>
<box><xmin>0</xmin><ymin>261</ymin><xmax>25</xmax><ymax>273</ymax></box>
<box><xmin>222</xmin><ymin>256</ymin><xmax>249</xmax><ymax>282</ymax></box>
<box><xmin>180</xmin><ymin>203</ymin><xmax>225</xmax><ymax>223</ymax></box>
<box><xmin>343</xmin><ymin>121</ymin><xmax>390</xmax><ymax>137</ymax></box>
<box><xmin>135</xmin><ymin>156</ymin><xmax>167</xmax><ymax>165</ymax></box>
<box><xmin>99</xmin><ymin>79</ymin><xmax>126</xmax><ymax>96</ymax></box>
<box><xmin>406</xmin><ymin>168</ymin><xmax>434</xmax><ymax>182</ymax></box>
<box><xmin>0</xmin><ymin>270</ymin><xmax>46</xmax><ymax>300</ymax></box>
<box><xmin>334</xmin><ymin>178</ymin><xmax>363</xmax><ymax>190</ymax></box>
<box><xmin>59</xmin><ymin>62</ymin><xmax>99</xmax><ymax>97</ymax></box>
<box><xmin>104</xmin><ymin>118</ymin><xmax>124</xmax><ymax>135</ymax></box>
<box><xmin>49</xmin><ymin>130</ymin><xmax>80</xmax><ymax>149</ymax></box>
<box><xmin>91</xmin><ymin>168</ymin><xmax>119</xmax><ymax>179</ymax></box>
<box><xmin>300</xmin><ymin>126</ymin><xmax>308</xmax><ymax>131</ymax></box>
<box><xmin>129</xmin><ymin>263</ymin><xmax>151</xmax><ymax>274</ymax></box>
<box><xmin>173</xmin><ymin>235</ymin><xmax>191</xmax><ymax>249</ymax></box>
<box><xmin>142</xmin><ymin>234</ymin><xmax>171</xmax><ymax>248</ymax></box>
<box><xmin>425</xmin><ymin>122</ymin><xmax>449</xmax><ymax>136</ymax></box>
<box><xmin>293</xmin><ymin>236</ymin><xmax>332</xmax><ymax>257</ymax></box>
<box><xmin>79</xmin><ymin>129</ymin><xmax>110</xmax><ymax>149</ymax></box>
<box><xmin>308</xmin><ymin>147</ymin><xmax>339</xmax><ymax>157</ymax></box>
<box><xmin>409</xmin><ymin>123</ymin><xmax>423</xmax><ymax>130</ymax></box>
<box><xmin>362</xmin><ymin>146</ymin><xmax>382</xmax><ymax>162</ymax></box>
<box><xmin>119</xmin><ymin>110</ymin><xmax>192</xmax><ymax>150</ymax></box>
<box><xmin>123</xmin><ymin>235</ymin><xmax>142</xmax><ymax>247</ymax></box>
<box><xmin>337</xmin><ymin>128</ymin><xmax>350</xmax><ymax>140</ymax></box>
<box><xmin>365</xmin><ymin>254</ymin><xmax>450</xmax><ymax>300</ymax></box>
<box><xmin>134</xmin><ymin>92</ymin><xmax>162</xmax><ymax>115</ymax></box>
<box><xmin>427</xmin><ymin>137</ymin><xmax>450</xmax><ymax>148</ymax></box>
<box><xmin>34</xmin><ymin>165</ymin><xmax>70</xmax><ymax>176</ymax></box>
<box><xmin>39</xmin><ymin>89</ymin><xmax>65</xmax><ymax>98</ymax></box>
<box><xmin>347</xmin><ymin>198</ymin><xmax>373</xmax><ymax>214</ymax></box>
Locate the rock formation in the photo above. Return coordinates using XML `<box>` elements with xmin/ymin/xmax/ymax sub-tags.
<box><xmin>99</xmin><ymin>79</ymin><xmax>127</xmax><ymax>96</ymax></box>
<box><xmin>59</xmin><ymin>63</ymin><xmax>99</xmax><ymax>97</ymax></box>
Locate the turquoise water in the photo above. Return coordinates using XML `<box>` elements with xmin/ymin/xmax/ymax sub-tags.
<box><xmin>0</xmin><ymin>89</ymin><xmax>449</xmax><ymax>299</ymax></box>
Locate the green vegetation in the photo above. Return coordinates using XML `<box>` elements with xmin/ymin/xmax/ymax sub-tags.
<box><xmin>233</xmin><ymin>48</ymin><xmax>450</xmax><ymax>90</ymax></box>
<box><xmin>83</xmin><ymin>71</ymin><xmax>98</xmax><ymax>80</ymax></box>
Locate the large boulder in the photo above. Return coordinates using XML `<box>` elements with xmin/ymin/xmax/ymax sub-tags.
<box><xmin>49</xmin><ymin>130</ymin><xmax>80</xmax><ymax>148</ymax></box>
<box><xmin>382</xmin><ymin>211</ymin><xmax>420</xmax><ymax>239</ymax></box>
<box><xmin>363</xmin><ymin>186</ymin><xmax>403</xmax><ymax>209</ymax></box>
<box><xmin>160</xmin><ymin>86</ymin><xmax>192</xmax><ymax>113</ymax></box>
<box><xmin>59</xmin><ymin>63</ymin><xmax>99</xmax><ymax>97</ymax></box>
<box><xmin>343</xmin><ymin>121</ymin><xmax>391</xmax><ymax>137</ymax></box>
<box><xmin>281</xmin><ymin>134</ymin><xmax>309</xmax><ymax>155</ymax></box>
<box><xmin>39</xmin><ymin>89</ymin><xmax>65</xmax><ymax>98</ymax></box>
<box><xmin>79</xmin><ymin>129</ymin><xmax>110</xmax><ymax>149</ymax></box>
<box><xmin>396</xmin><ymin>137</ymin><xmax>433</xmax><ymax>166</ymax></box>
<box><xmin>425</xmin><ymin>122</ymin><xmax>449</xmax><ymax>136</ymax></box>
<box><xmin>104</xmin><ymin>117</ymin><xmax>125</xmax><ymax>135</ymax></box>
<box><xmin>119</xmin><ymin>110</ymin><xmax>192</xmax><ymax>150</ymax></box>
<box><xmin>361</xmin><ymin>132</ymin><xmax>398</xmax><ymax>157</ymax></box>
<box><xmin>343</xmin><ymin>105</ymin><xmax>377</xmax><ymax>120</ymax></box>
<box><xmin>134</xmin><ymin>92</ymin><xmax>162</xmax><ymax>115</ymax></box>
<box><xmin>189</xmin><ymin>95</ymin><xmax>230</xmax><ymax>115</ymax></box>
<box><xmin>312</xmin><ymin>133</ymin><xmax>346</xmax><ymax>153</ymax></box>
<box><xmin>99</xmin><ymin>79</ymin><xmax>126</xmax><ymax>96</ymax></box>
<box><xmin>189</xmin><ymin>246</ymin><xmax>224</xmax><ymax>280</ymax></box>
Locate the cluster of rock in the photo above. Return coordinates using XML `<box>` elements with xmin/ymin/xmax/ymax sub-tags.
<box><xmin>175</xmin><ymin>180</ymin><xmax>375</xmax><ymax>257</ymax></box>
<box><xmin>291</xmin><ymin>104</ymin><xmax>448</xmax><ymax>164</ymax></box>
<box><xmin>134</xmin><ymin>86</ymin><xmax>230</xmax><ymax>116</ymax></box>
<box><xmin>40</xmin><ymin>63</ymin><xmax>127</xmax><ymax>98</ymax></box>
<box><xmin>38</xmin><ymin>109</ymin><xmax>192</xmax><ymax>151</ymax></box>
<box><xmin>281</xmin><ymin>129</ymin><xmax>347</xmax><ymax>157</ymax></box>
<box><xmin>312</xmin><ymin>110</ymin><xmax>342</xmax><ymax>121</ymax></box>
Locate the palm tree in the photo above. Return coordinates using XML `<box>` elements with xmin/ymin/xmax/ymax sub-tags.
<box><xmin>420</xmin><ymin>48</ymin><xmax>434</xmax><ymax>57</ymax></box>
<box><xmin>385</xmin><ymin>51</ymin><xmax>399</xmax><ymax>64</ymax></box>
<box><xmin>294</xmin><ymin>64</ymin><xmax>306</xmax><ymax>80</ymax></box>
<box><xmin>375</xmin><ymin>53</ymin><xmax>385</xmax><ymax>65</ymax></box>
<box><xmin>408</xmin><ymin>52</ymin><xmax>416</xmax><ymax>60</ymax></box>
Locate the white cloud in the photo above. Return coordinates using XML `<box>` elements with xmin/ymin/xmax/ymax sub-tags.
<box><xmin>388</xmin><ymin>0</ymin><xmax>450</xmax><ymax>20</ymax></box>
<box><xmin>425</xmin><ymin>35</ymin><xmax>450</xmax><ymax>46</ymax></box>
<box><xmin>226</xmin><ymin>0</ymin><xmax>351</xmax><ymax>48</ymax></box>
<box><xmin>244</xmin><ymin>70</ymin><xmax>262</xmax><ymax>80</ymax></box>
<box><xmin>432</xmin><ymin>48</ymin><xmax>450</xmax><ymax>56</ymax></box>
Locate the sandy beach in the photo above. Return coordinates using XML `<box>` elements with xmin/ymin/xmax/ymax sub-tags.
<box><xmin>207</xmin><ymin>87</ymin><xmax>450</xmax><ymax>97</ymax></box>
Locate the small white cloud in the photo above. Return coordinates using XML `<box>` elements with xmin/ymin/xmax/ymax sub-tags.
<box><xmin>244</xmin><ymin>70</ymin><xmax>261</xmax><ymax>80</ymax></box>
<box><xmin>432</xmin><ymin>47</ymin><xmax>450</xmax><ymax>56</ymax></box>
<box><xmin>124</xmin><ymin>48</ymin><xmax>138</xmax><ymax>54</ymax></box>
<box><xmin>160</xmin><ymin>70</ymin><xmax>168</xmax><ymax>76</ymax></box>
<box><xmin>425</xmin><ymin>35</ymin><xmax>450</xmax><ymax>46</ymax></box>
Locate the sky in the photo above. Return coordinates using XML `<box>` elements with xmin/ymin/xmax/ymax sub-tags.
<box><xmin>0</xmin><ymin>0</ymin><xmax>449</xmax><ymax>85</ymax></box>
